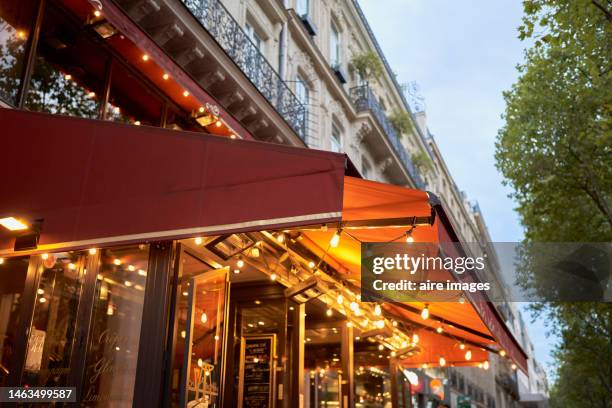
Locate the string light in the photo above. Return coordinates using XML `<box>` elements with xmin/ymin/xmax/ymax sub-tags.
<box><xmin>511</xmin><ymin>363</ymin><xmax>517</xmax><ymax>370</ymax></box>
<box><xmin>465</xmin><ymin>350</ymin><xmax>472</xmax><ymax>361</ymax></box>
<box><xmin>378</xmin><ymin>344</ymin><xmax>384</xmax><ymax>351</ymax></box>
<box><xmin>215</xmin><ymin>120</ymin><xmax>222</xmax><ymax>127</ymax></box>
<box><xmin>134</xmin><ymin>121</ymin><xmax>141</xmax><ymax>126</ymax></box>
<box><xmin>499</xmin><ymin>350</ymin><xmax>506</xmax><ymax>357</ymax></box>
<box><xmin>330</xmin><ymin>229</ymin><xmax>342</xmax><ymax>248</ymax></box>
<box><xmin>337</xmin><ymin>294</ymin><xmax>344</xmax><ymax>305</ymax></box>
<box><xmin>93</xmin><ymin>10</ymin><xmax>101</xmax><ymax>17</ymax></box>
<box><xmin>233</xmin><ymin>269</ymin><xmax>240</xmax><ymax>274</ymax></box>
<box><xmin>142</xmin><ymin>54</ymin><xmax>149</xmax><ymax>61</ymax></box>
<box><xmin>421</xmin><ymin>304</ymin><xmax>430</xmax><ymax>320</ymax></box>
<box><xmin>459</xmin><ymin>342</ymin><xmax>466</xmax><ymax>350</ymax></box>
<box><xmin>162</xmin><ymin>73</ymin><xmax>169</xmax><ymax>80</ymax></box>
<box><xmin>326</xmin><ymin>308</ymin><xmax>333</xmax><ymax>317</ymax></box>
<box><xmin>68</xmin><ymin>263</ymin><xmax>76</xmax><ymax>270</ymax></box>
<box><xmin>436</xmin><ymin>326</ymin><xmax>443</xmax><ymax>333</ymax></box>
<box><xmin>412</xmin><ymin>333</ymin><xmax>419</xmax><ymax>344</ymax></box>
<box><xmin>439</xmin><ymin>356</ymin><xmax>446</xmax><ymax>367</ymax></box>
<box><xmin>236</xmin><ymin>257</ymin><xmax>245</xmax><ymax>268</ymax></box>
<box><xmin>376</xmin><ymin>320</ymin><xmax>385</xmax><ymax>329</ymax></box>
<box><xmin>349</xmin><ymin>301</ymin><xmax>359</xmax><ymax>312</ymax></box>
<box><xmin>250</xmin><ymin>247</ymin><xmax>260</xmax><ymax>258</ymax></box>
<box><xmin>0</xmin><ymin>258</ymin><xmax>4</xmax><ymax>265</ymax></box>
<box><xmin>194</xmin><ymin>237</ymin><xmax>203</xmax><ymax>245</ymax></box>
<box><xmin>270</xmin><ymin>273</ymin><xmax>277</xmax><ymax>281</ymax></box>
<box><xmin>183</xmin><ymin>90</ymin><xmax>189</xmax><ymax>97</ymax></box>
<box><xmin>138</xmin><ymin>269</ymin><xmax>147</xmax><ymax>277</ymax></box>
<box><xmin>41</xmin><ymin>253</ymin><xmax>49</xmax><ymax>260</ymax></box>
<box><xmin>308</xmin><ymin>261</ymin><xmax>315</xmax><ymax>269</ymax></box>
<box><xmin>276</xmin><ymin>233</ymin><xmax>285</xmax><ymax>244</ymax></box>
<box><xmin>346</xmin><ymin>321</ymin><xmax>353</xmax><ymax>328</ymax></box>
<box><xmin>201</xmin><ymin>312</ymin><xmax>207</xmax><ymax>324</ymax></box>
<box><xmin>374</xmin><ymin>304</ymin><xmax>382</xmax><ymax>316</ymax></box>
<box><xmin>89</xmin><ymin>248</ymin><xmax>97</xmax><ymax>255</ymax></box>
<box><xmin>483</xmin><ymin>361</ymin><xmax>490</xmax><ymax>370</ymax></box>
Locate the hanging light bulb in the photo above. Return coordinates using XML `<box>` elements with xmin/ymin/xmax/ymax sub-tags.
<box><xmin>326</xmin><ymin>308</ymin><xmax>333</xmax><ymax>317</ymax></box>
<box><xmin>436</xmin><ymin>326</ymin><xmax>443</xmax><ymax>333</ymax></box>
<box><xmin>378</xmin><ymin>344</ymin><xmax>384</xmax><ymax>351</ymax></box>
<box><xmin>346</xmin><ymin>321</ymin><xmax>353</xmax><ymax>328</ymax></box>
<box><xmin>511</xmin><ymin>363</ymin><xmax>517</xmax><ymax>370</ymax></box>
<box><xmin>392</xmin><ymin>320</ymin><xmax>398</xmax><ymax>327</ymax></box>
<box><xmin>499</xmin><ymin>350</ymin><xmax>506</xmax><ymax>357</ymax></box>
<box><xmin>361</xmin><ymin>319</ymin><xmax>368</xmax><ymax>327</ymax></box>
<box><xmin>349</xmin><ymin>301</ymin><xmax>359</xmax><ymax>312</ymax></box>
<box><xmin>194</xmin><ymin>237</ymin><xmax>203</xmax><ymax>245</ymax></box>
<box><xmin>89</xmin><ymin>248</ymin><xmax>97</xmax><ymax>255</ymax></box>
<box><xmin>459</xmin><ymin>342</ymin><xmax>466</xmax><ymax>350</ymax></box>
<box><xmin>308</xmin><ymin>261</ymin><xmax>315</xmax><ymax>269</ymax></box>
<box><xmin>236</xmin><ymin>257</ymin><xmax>245</xmax><ymax>268</ymax></box>
<box><xmin>250</xmin><ymin>247</ymin><xmax>260</xmax><ymax>258</ymax></box>
<box><xmin>465</xmin><ymin>350</ymin><xmax>472</xmax><ymax>361</ymax></box>
<box><xmin>41</xmin><ymin>253</ymin><xmax>49</xmax><ymax>260</ymax></box>
<box><xmin>201</xmin><ymin>312</ymin><xmax>207</xmax><ymax>324</ymax></box>
<box><xmin>412</xmin><ymin>333</ymin><xmax>419</xmax><ymax>344</ymax></box>
<box><xmin>406</xmin><ymin>227</ymin><xmax>415</xmax><ymax>243</ymax></box>
<box><xmin>337</xmin><ymin>294</ymin><xmax>344</xmax><ymax>305</ymax></box>
<box><xmin>376</xmin><ymin>320</ymin><xmax>385</xmax><ymax>329</ymax></box>
<box><xmin>276</xmin><ymin>233</ymin><xmax>285</xmax><ymax>244</ymax></box>
<box><xmin>439</xmin><ymin>356</ymin><xmax>446</xmax><ymax>367</ymax></box>
<box><xmin>270</xmin><ymin>273</ymin><xmax>277</xmax><ymax>281</ymax></box>
<box><xmin>420</xmin><ymin>304</ymin><xmax>429</xmax><ymax>320</ymax></box>
<box><xmin>330</xmin><ymin>229</ymin><xmax>342</xmax><ymax>248</ymax></box>
<box><xmin>483</xmin><ymin>361</ymin><xmax>490</xmax><ymax>370</ymax></box>
<box><xmin>374</xmin><ymin>304</ymin><xmax>382</xmax><ymax>316</ymax></box>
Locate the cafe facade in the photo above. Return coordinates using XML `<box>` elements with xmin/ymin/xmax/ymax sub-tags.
<box><xmin>0</xmin><ymin>1</ymin><xmax>527</xmax><ymax>407</ymax></box>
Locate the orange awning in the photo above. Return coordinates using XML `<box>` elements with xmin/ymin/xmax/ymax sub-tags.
<box><xmin>299</xmin><ymin>176</ymin><xmax>527</xmax><ymax>372</ymax></box>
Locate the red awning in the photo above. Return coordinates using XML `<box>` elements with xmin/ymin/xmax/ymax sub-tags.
<box><xmin>0</xmin><ymin>108</ymin><xmax>345</xmax><ymax>251</ymax></box>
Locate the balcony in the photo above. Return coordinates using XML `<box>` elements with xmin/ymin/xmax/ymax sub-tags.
<box><xmin>181</xmin><ymin>0</ymin><xmax>306</xmax><ymax>140</ymax></box>
<box><xmin>349</xmin><ymin>85</ymin><xmax>425</xmax><ymax>188</ymax></box>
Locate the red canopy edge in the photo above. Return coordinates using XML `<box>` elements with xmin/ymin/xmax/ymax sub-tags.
<box><xmin>434</xmin><ymin>203</ymin><xmax>529</xmax><ymax>372</ymax></box>
<box><xmin>0</xmin><ymin>108</ymin><xmax>345</xmax><ymax>253</ymax></box>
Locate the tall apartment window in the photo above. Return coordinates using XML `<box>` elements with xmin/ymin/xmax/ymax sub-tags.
<box><xmin>245</xmin><ymin>22</ymin><xmax>262</xmax><ymax>51</ymax></box>
<box><xmin>296</xmin><ymin>0</ymin><xmax>309</xmax><ymax>16</ymax></box>
<box><xmin>295</xmin><ymin>75</ymin><xmax>309</xmax><ymax>137</ymax></box>
<box><xmin>330</xmin><ymin>22</ymin><xmax>341</xmax><ymax>68</ymax></box>
<box><xmin>361</xmin><ymin>156</ymin><xmax>372</xmax><ymax>179</ymax></box>
<box><xmin>331</xmin><ymin>124</ymin><xmax>342</xmax><ymax>153</ymax></box>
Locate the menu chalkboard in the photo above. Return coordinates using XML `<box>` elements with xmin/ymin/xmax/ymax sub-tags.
<box><xmin>239</xmin><ymin>335</ymin><xmax>275</xmax><ymax>408</ymax></box>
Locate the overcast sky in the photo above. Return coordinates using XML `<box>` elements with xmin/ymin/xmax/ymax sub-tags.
<box><xmin>359</xmin><ymin>0</ymin><xmax>556</xmax><ymax>378</ymax></box>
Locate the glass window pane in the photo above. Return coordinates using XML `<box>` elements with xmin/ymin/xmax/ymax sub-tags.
<box><xmin>0</xmin><ymin>1</ymin><xmax>38</xmax><ymax>105</ymax></box>
<box><xmin>82</xmin><ymin>245</ymin><xmax>149</xmax><ymax>407</ymax></box>
<box><xmin>0</xmin><ymin>256</ymin><xmax>29</xmax><ymax>385</ymax></box>
<box><xmin>297</xmin><ymin>0</ymin><xmax>309</xmax><ymax>16</ymax></box>
<box><xmin>330</xmin><ymin>24</ymin><xmax>340</xmax><ymax>67</ymax></box>
<box><xmin>24</xmin><ymin>2</ymin><xmax>106</xmax><ymax>118</ymax></box>
<box><xmin>22</xmin><ymin>252</ymin><xmax>85</xmax><ymax>387</ymax></box>
<box><xmin>331</xmin><ymin>125</ymin><xmax>342</xmax><ymax>153</ymax></box>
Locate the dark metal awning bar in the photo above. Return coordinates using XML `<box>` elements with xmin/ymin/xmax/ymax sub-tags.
<box><xmin>284</xmin><ymin>216</ymin><xmax>433</xmax><ymax>232</ymax></box>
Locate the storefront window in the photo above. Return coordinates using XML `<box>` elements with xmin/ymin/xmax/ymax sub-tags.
<box><xmin>0</xmin><ymin>1</ymin><xmax>37</xmax><ymax>105</ymax></box>
<box><xmin>304</xmin><ymin>325</ymin><xmax>342</xmax><ymax>407</ymax></box>
<box><xmin>168</xmin><ymin>250</ymin><xmax>227</xmax><ymax>407</ymax></box>
<box><xmin>0</xmin><ymin>256</ymin><xmax>29</xmax><ymax>385</ymax></box>
<box><xmin>24</xmin><ymin>1</ymin><xmax>106</xmax><ymax>118</ymax></box>
<box><xmin>355</xmin><ymin>346</ymin><xmax>393</xmax><ymax>407</ymax></box>
<box><xmin>22</xmin><ymin>252</ymin><xmax>85</xmax><ymax>387</ymax></box>
<box><xmin>82</xmin><ymin>245</ymin><xmax>149</xmax><ymax>406</ymax></box>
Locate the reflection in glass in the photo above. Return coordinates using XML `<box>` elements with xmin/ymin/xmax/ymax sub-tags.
<box><xmin>22</xmin><ymin>252</ymin><xmax>84</xmax><ymax>387</ymax></box>
<box><xmin>0</xmin><ymin>256</ymin><xmax>29</xmax><ymax>385</ymax></box>
<box><xmin>0</xmin><ymin>1</ymin><xmax>36</xmax><ymax>105</ymax></box>
<box><xmin>355</xmin><ymin>347</ymin><xmax>392</xmax><ymax>407</ymax></box>
<box><xmin>304</xmin><ymin>326</ymin><xmax>342</xmax><ymax>407</ymax></box>
<box><xmin>82</xmin><ymin>245</ymin><xmax>149</xmax><ymax>407</ymax></box>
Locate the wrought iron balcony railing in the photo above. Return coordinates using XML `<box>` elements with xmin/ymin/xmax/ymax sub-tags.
<box><xmin>349</xmin><ymin>85</ymin><xmax>426</xmax><ymax>188</ymax></box>
<box><xmin>181</xmin><ymin>0</ymin><xmax>306</xmax><ymax>140</ymax></box>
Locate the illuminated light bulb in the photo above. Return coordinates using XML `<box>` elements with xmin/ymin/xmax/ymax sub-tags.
<box><xmin>276</xmin><ymin>233</ymin><xmax>285</xmax><ymax>244</ymax></box>
<box><xmin>37</xmin><ymin>288</ymin><xmax>44</xmax><ymax>295</ymax></box>
<box><xmin>465</xmin><ymin>350</ymin><xmax>472</xmax><ymax>361</ymax></box>
<box><xmin>236</xmin><ymin>257</ymin><xmax>245</xmax><ymax>268</ymax></box>
<box><xmin>201</xmin><ymin>312</ymin><xmax>207</xmax><ymax>324</ymax></box>
<box><xmin>107</xmin><ymin>305</ymin><xmax>114</xmax><ymax>315</ymax></box>
<box><xmin>406</xmin><ymin>235</ymin><xmax>414</xmax><ymax>243</ymax></box>
<box><xmin>420</xmin><ymin>305</ymin><xmax>429</xmax><ymax>320</ymax></box>
<box><xmin>376</xmin><ymin>320</ymin><xmax>385</xmax><ymax>329</ymax></box>
<box><xmin>197</xmin><ymin>358</ymin><xmax>203</xmax><ymax>368</ymax></box>
<box><xmin>402</xmin><ymin>341</ymin><xmax>408</xmax><ymax>348</ymax></box>
<box><xmin>349</xmin><ymin>301</ymin><xmax>359</xmax><ymax>312</ymax></box>
<box><xmin>326</xmin><ymin>308</ymin><xmax>333</xmax><ymax>317</ymax></box>
<box><xmin>214</xmin><ymin>335</ymin><xmax>219</xmax><ymax>341</ymax></box>
<box><xmin>233</xmin><ymin>269</ymin><xmax>240</xmax><ymax>274</ymax></box>
<box><xmin>134</xmin><ymin>120</ymin><xmax>141</xmax><ymax>126</ymax></box>
<box><xmin>392</xmin><ymin>320</ymin><xmax>398</xmax><ymax>327</ymax></box>
<box><xmin>138</xmin><ymin>269</ymin><xmax>147</xmax><ymax>276</ymax></box>
<box><xmin>17</xmin><ymin>31</ymin><xmax>26</xmax><ymax>39</ymax></box>
<box><xmin>230</xmin><ymin>134</ymin><xmax>237</xmax><ymax>139</ymax></box>
<box><xmin>439</xmin><ymin>357</ymin><xmax>446</xmax><ymax>367</ymax></box>
<box><xmin>458</xmin><ymin>296</ymin><xmax>465</xmax><ymax>304</ymax></box>
<box><xmin>361</xmin><ymin>319</ymin><xmax>368</xmax><ymax>327</ymax></box>
<box><xmin>346</xmin><ymin>321</ymin><xmax>353</xmax><ymax>328</ymax></box>
<box><xmin>511</xmin><ymin>363</ymin><xmax>517</xmax><ymax>370</ymax></box>
<box><xmin>162</xmin><ymin>73</ymin><xmax>169</xmax><ymax>80</ymax></box>
<box><xmin>308</xmin><ymin>261</ymin><xmax>315</xmax><ymax>269</ymax></box>
<box><xmin>483</xmin><ymin>361</ymin><xmax>490</xmax><ymax>370</ymax></box>
<box><xmin>336</xmin><ymin>294</ymin><xmax>343</xmax><ymax>305</ymax></box>
<box><xmin>374</xmin><ymin>304</ymin><xmax>382</xmax><ymax>316</ymax></box>
<box><xmin>39</xmin><ymin>297</ymin><xmax>47</xmax><ymax>303</ymax></box>
<box><xmin>499</xmin><ymin>350</ymin><xmax>506</xmax><ymax>357</ymax></box>
<box><xmin>142</xmin><ymin>54</ymin><xmax>149</xmax><ymax>61</ymax></box>
<box><xmin>97</xmin><ymin>274</ymin><xmax>103</xmax><ymax>280</ymax></box>
<box><xmin>68</xmin><ymin>263</ymin><xmax>76</xmax><ymax>270</ymax></box>
<box><xmin>459</xmin><ymin>342</ymin><xmax>466</xmax><ymax>350</ymax></box>
<box><xmin>89</xmin><ymin>248</ymin><xmax>97</xmax><ymax>255</ymax></box>
<box><xmin>113</xmin><ymin>258</ymin><xmax>121</xmax><ymax>266</ymax></box>
<box><xmin>198</xmin><ymin>106</ymin><xmax>205</xmax><ymax>113</ymax></box>
<box><xmin>478</xmin><ymin>363</ymin><xmax>483</xmax><ymax>369</ymax></box>
<box><xmin>64</xmin><ymin>74</ymin><xmax>72</xmax><ymax>80</ymax></box>
<box><xmin>93</xmin><ymin>10</ymin><xmax>101</xmax><ymax>17</ymax></box>
<box><xmin>378</xmin><ymin>344</ymin><xmax>384</xmax><ymax>351</ymax></box>
<box><xmin>422</xmin><ymin>363</ymin><xmax>428</xmax><ymax>369</ymax></box>
<box><xmin>258</xmin><ymin>321</ymin><xmax>265</xmax><ymax>326</ymax></box>
<box><xmin>270</xmin><ymin>273</ymin><xmax>277</xmax><ymax>281</ymax></box>
<box><xmin>250</xmin><ymin>247</ymin><xmax>260</xmax><ymax>258</ymax></box>
<box><xmin>181</xmin><ymin>330</ymin><xmax>186</xmax><ymax>339</ymax></box>
<box><xmin>88</xmin><ymin>91</ymin><xmax>96</xmax><ymax>98</ymax></box>
<box><xmin>183</xmin><ymin>90</ymin><xmax>189</xmax><ymax>97</ymax></box>
<box><xmin>390</xmin><ymin>351</ymin><xmax>396</xmax><ymax>357</ymax></box>
<box><xmin>128</xmin><ymin>265</ymin><xmax>135</xmax><ymax>272</ymax></box>
<box><xmin>412</xmin><ymin>333</ymin><xmax>419</xmax><ymax>344</ymax></box>
<box><xmin>330</xmin><ymin>230</ymin><xmax>341</xmax><ymax>248</ymax></box>
<box><xmin>436</xmin><ymin>326</ymin><xmax>443</xmax><ymax>333</ymax></box>
<box><xmin>124</xmin><ymin>280</ymin><xmax>132</xmax><ymax>287</ymax></box>
<box><xmin>0</xmin><ymin>258</ymin><xmax>4</xmax><ymax>265</ymax></box>
<box><xmin>41</xmin><ymin>253</ymin><xmax>49</xmax><ymax>260</ymax></box>
<box><xmin>182</xmin><ymin>291</ymin><xmax>188</xmax><ymax>297</ymax></box>
<box><xmin>194</xmin><ymin>237</ymin><xmax>203</xmax><ymax>245</ymax></box>
<box><xmin>215</xmin><ymin>120</ymin><xmax>222</xmax><ymax>127</ymax></box>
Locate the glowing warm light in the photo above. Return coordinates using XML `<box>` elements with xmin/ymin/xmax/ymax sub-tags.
<box><xmin>511</xmin><ymin>363</ymin><xmax>517</xmax><ymax>370</ymax></box>
<box><xmin>39</xmin><ymin>297</ymin><xmax>46</xmax><ymax>303</ymax></box>
<box><xmin>420</xmin><ymin>305</ymin><xmax>429</xmax><ymax>320</ymax></box>
<box><xmin>194</xmin><ymin>237</ymin><xmax>203</xmax><ymax>245</ymax></box>
<box><xmin>64</xmin><ymin>74</ymin><xmax>72</xmax><ymax>80</ymax></box>
<box><xmin>134</xmin><ymin>121</ymin><xmax>141</xmax><ymax>126</ymax></box>
<box><xmin>201</xmin><ymin>312</ymin><xmax>207</xmax><ymax>324</ymax></box>
<box><xmin>113</xmin><ymin>258</ymin><xmax>121</xmax><ymax>266</ymax></box>
<box><xmin>499</xmin><ymin>350</ymin><xmax>506</xmax><ymax>357</ymax></box>
<box><xmin>336</xmin><ymin>294</ymin><xmax>344</xmax><ymax>305</ymax></box>
<box><xmin>0</xmin><ymin>258</ymin><xmax>4</xmax><ymax>265</ymax></box>
<box><xmin>392</xmin><ymin>320</ymin><xmax>398</xmax><ymax>327</ymax></box>
<box><xmin>230</xmin><ymin>134</ymin><xmax>237</xmax><ymax>139</ymax></box>
<box><xmin>412</xmin><ymin>333</ymin><xmax>419</xmax><ymax>344</ymax></box>
<box><xmin>465</xmin><ymin>350</ymin><xmax>472</xmax><ymax>361</ymax></box>
<box><xmin>68</xmin><ymin>263</ymin><xmax>76</xmax><ymax>270</ymax></box>
<box><xmin>197</xmin><ymin>358</ymin><xmax>203</xmax><ymax>368</ymax></box>
<box><xmin>138</xmin><ymin>269</ymin><xmax>147</xmax><ymax>276</ymax></box>
<box><xmin>107</xmin><ymin>305</ymin><xmax>114</xmax><ymax>315</ymax></box>
<box><xmin>236</xmin><ymin>258</ymin><xmax>245</xmax><ymax>268</ymax></box>
<box><xmin>17</xmin><ymin>30</ymin><xmax>26</xmax><ymax>39</ymax></box>
<box><xmin>0</xmin><ymin>217</ymin><xmax>28</xmax><ymax>231</ymax></box>
<box><xmin>270</xmin><ymin>273</ymin><xmax>277</xmax><ymax>281</ymax></box>
<box><xmin>198</xmin><ymin>106</ymin><xmax>205</xmax><ymax>113</ymax></box>
<box><xmin>162</xmin><ymin>73</ymin><xmax>169</xmax><ymax>80</ymax></box>
<box><xmin>308</xmin><ymin>261</ymin><xmax>315</xmax><ymax>269</ymax></box>
<box><xmin>349</xmin><ymin>301</ymin><xmax>359</xmax><ymax>312</ymax></box>
<box><xmin>258</xmin><ymin>321</ymin><xmax>265</xmax><ymax>326</ymax></box>
<box><xmin>346</xmin><ymin>321</ymin><xmax>353</xmax><ymax>328</ymax></box>
<box><xmin>326</xmin><ymin>308</ymin><xmax>333</xmax><ymax>317</ymax></box>
<box><xmin>182</xmin><ymin>291</ymin><xmax>189</xmax><ymax>296</ymax></box>
<box><xmin>483</xmin><ymin>361</ymin><xmax>490</xmax><ymax>370</ymax></box>
<box><xmin>250</xmin><ymin>247</ymin><xmax>260</xmax><ymax>258</ymax></box>
<box><xmin>406</xmin><ymin>235</ymin><xmax>414</xmax><ymax>243</ymax></box>
<box><xmin>93</xmin><ymin>10</ymin><xmax>101</xmax><ymax>17</ymax></box>
<box><xmin>37</xmin><ymin>288</ymin><xmax>44</xmax><ymax>295</ymax></box>
<box><xmin>183</xmin><ymin>90</ymin><xmax>189</xmax><ymax>97</ymax></box>
<box><xmin>374</xmin><ymin>304</ymin><xmax>382</xmax><ymax>316</ymax></box>
<box><xmin>89</xmin><ymin>248</ymin><xmax>97</xmax><ymax>255</ymax></box>
<box><xmin>376</xmin><ymin>320</ymin><xmax>385</xmax><ymax>329</ymax></box>
<box><xmin>124</xmin><ymin>280</ymin><xmax>132</xmax><ymax>287</ymax></box>
<box><xmin>330</xmin><ymin>230</ymin><xmax>341</xmax><ymax>247</ymax></box>
<box><xmin>128</xmin><ymin>265</ymin><xmax>135</xmax><ymax>272</ymax></box>
<box><xmin>181</xmin><ymin>330</ymin><xmax>186</xmax><ymax>338</ymax></box>
<box><xmin>88</xmin><ymin>91</ymin><xmax>96</xmax><ymax>98</ymax></box>
<box><xmin>233</xmin><ymin>269</ymin><xmax>240</xmax><ymax>274</ymax></box>
<box><xmin>459</xmin><ymin>342</ymin><xmax>466</xmax><ymax>350</ymax></box>
<box><xmin>436</xmin><ymin>326</ymin><xmax>443</xmax><ymax>333</ymax></box>
<box><xmin>41</xmin><ymin>253</ymin><xmax>49</xmax><ymax>260</ymax></box>
<box><xmin>390</xmin><ymin>351</ymin><xmax>396</xmax><ymax>357</ymax></box>
<box><xmin>142</xmin><ymin>54</ymin><xmax>149</xmax><ymax>61</ymax></box>
<box><xmin>378</xmin><ymin>344</ymin><xmax>384</xmax><ymax>351</ymax></box>
<box><xmin>215</xmin><ymin>120</ymin><xmax>222</xmax><ymax>127</ymax></box>
<box><xmin>276</xmin><ymin>233</ymin><xmax>285</xmax><ymax>244</ymax></box>
<box><xmin>439</xmin><ymin>357</ymin><xmax>446</xmax><ymax>367</ymax></box>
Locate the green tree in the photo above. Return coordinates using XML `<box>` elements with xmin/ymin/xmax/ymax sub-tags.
<box><xmin>349</xmin><ymin>51</ymin><xmax>383</xmax><ymax>85</ymax></box>
<box><xmin>496</xmin><ymin>1</ymin><xmax>611</xmax><ymax>407</ymax></box>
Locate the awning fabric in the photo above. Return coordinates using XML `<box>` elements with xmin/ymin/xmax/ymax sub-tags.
<box><xmin>300</xmin><ymin>176</ymin><xmax>528</xmax><ymax>372</ymax></box>
<box><xmin>0</xmin><ymin>108</ymin><xmax>527</xmax><ymax>372</ymax></box>
<box><xmin>0</xmin><ymin>108</ymin><xmax>345</xmax><ymax>252</ymax></box>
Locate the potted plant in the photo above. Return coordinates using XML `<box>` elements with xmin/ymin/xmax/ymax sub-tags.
<box><xmin>349</xmin><ymin>51</ymin><xmax>383</xmax><ymax>85</ymax></box>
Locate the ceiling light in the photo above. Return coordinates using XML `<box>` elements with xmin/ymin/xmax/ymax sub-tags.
<box><xmin>183</xmin><ymin>90</ymin><xmax>189</xmax><ymax>97</ymax></box>
<box><xmin>439</xmin><ymin>356</ymin><xmax>446</xmax><ymax>367</ymax></box>
<box><xmin>89</xmin><ymin>248</ymin><xmax>97</xmax><ymax>255</ymax></box>
<box><xmin>194</xmin><ymin>237</ymin><xmax>203</xmax><ymax>245</ymax></box>
<box><xmin>138</xmin><ymin>269</ymin><xmax>147</xmax><ymax>276</ymax></box>
<box><xmin>162</xmin><ymin>73</ymin><xmax>169</xmax><ymax>80</ymax></box>
<box><xmin>330</xmin><ymin>229</ymin><xmax>341</xmax><ymax>247</ymax></box>
<box><xmin>465</xmin><ymin>350</ymin><xmax>472</xmax><ymax>360</ymax></box>
<box><xmin>93</xmin><ymin>10</ymin><xmax>101</xmax><ymax>17</ymax></box>
<box><xmin>420</xmin><ymin>304</ymin><xmax>429</xmax><ymax>320</ymax></box>
<box><xmin>0</xmin><ymin>217</ymin><xmax>28</xmax><ymax>231</ymax></box>
<box><xmin>142</xmin><ymin>54</ymin><xmax>149</xmax><ymax>61</ymax></box>
<box><xmin>374</xmin><ymin>304</ymin><xmax>382</xmax><ymax>316</ymax></box>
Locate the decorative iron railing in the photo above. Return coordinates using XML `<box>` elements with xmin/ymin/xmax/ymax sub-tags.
<box><xmin>350</xmin><ymin>84</ymin><xmax>426</xmax><ymax>188</ymax></box>
<box><xmin>181</xmin><ymin>0</ymin><xmax>306</xmax><ymax>140</ymax></box>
